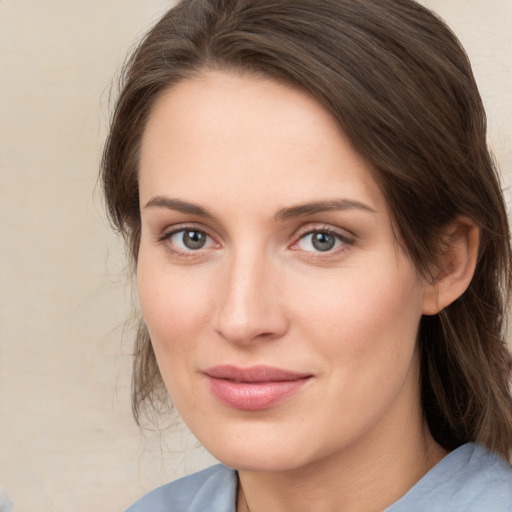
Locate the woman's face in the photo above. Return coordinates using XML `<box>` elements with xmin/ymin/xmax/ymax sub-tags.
<box><xmin>137</xmin><ymin>71</ymin><xmax>432</xmax><ymax>472</ymax></box>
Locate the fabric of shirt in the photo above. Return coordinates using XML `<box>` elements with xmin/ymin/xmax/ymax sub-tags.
<box><xmin>126</xmin><ymin>443</ymin><xmax>512</xmax><ymax>512</ymax></box>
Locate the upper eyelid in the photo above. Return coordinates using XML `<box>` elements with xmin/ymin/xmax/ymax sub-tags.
<box><xmin>154</xmin><ymin>222</ymin><xmax>355</xmax><ymax>249</ymax></box>
<box><xmin>291</xmin><ymin>223</ymin><xmax>355</xmax><ymax>242</ymax></box>
<box><xmin>158</xmin><ymin>223</ymin><xmax>215</xmax><ymax>240</ymax></box>
<box><xmin>287</xmin><ymin>227</ymin><xmax>355</xmax><ymax>259</ymax></box>
<box><xmin>292</xmin><ymin>230</ymin><xmax>352</xmax><ymax>249</ymax></box>
<box><xmin>153</xmin><ymin>217</ymin><xmax>231</xmax><ymax>245</ymax></box>
<box><xmin>157</xmin><ymin>227</ymin><xmax>218</xmax><ymax>256</ymax></box>
<box><xmin>155</xmin><ymin>229</ymin><xmax>217</xmax><ymax>256</ymax></box>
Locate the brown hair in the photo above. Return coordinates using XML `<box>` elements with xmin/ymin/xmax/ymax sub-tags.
<box><xmin>101</xmin><ymin>0</ymin><xmax>512</xmax><ymax>458</ymax></box>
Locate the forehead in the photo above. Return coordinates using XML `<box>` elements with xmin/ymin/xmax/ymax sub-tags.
<box><xmin>139</xmin><ymin>70</ymin><xmax>386</xmax><ymax>214</ymax></box>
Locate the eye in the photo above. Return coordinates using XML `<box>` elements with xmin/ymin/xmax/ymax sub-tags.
<box><xmin>164</xmin><ymin>229</ymin><xmax>216</xmax><ymax>252</ymax></box>
<box><xmin>295</xmin><ymin>230</ymin><xmax>349</xmax><ymax>253</ymax></box>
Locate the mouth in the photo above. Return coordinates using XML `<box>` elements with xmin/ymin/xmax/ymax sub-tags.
<box><xmin>203</xmin><ymin>365</ymin><xmax>313</xmax><ymax>410</ymax></box>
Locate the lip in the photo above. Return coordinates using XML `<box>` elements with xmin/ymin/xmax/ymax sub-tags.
<box><xmin>203</xmin><ymin>365</ymin><xmax>312</xmax><ymax>410</ymax></box>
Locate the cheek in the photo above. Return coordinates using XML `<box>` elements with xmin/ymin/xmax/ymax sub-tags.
<box><xmin>136</xmin><ymin>256</ymin><xmax>218</xmax><ymax>414</ymax></box>
<box><xmin>136</xmin><ymin>253</ymin><xmax>214</xmax><ymax>360</ymax></box>
<box><xmin>293</xmin><ymin>260</ymin><xmax>424</xmax><ymax>367</ymax></box>
<box><xmin>294</xmin><ymin>263</ymin><xmax>424</xmax><ymax>432</ymax></box>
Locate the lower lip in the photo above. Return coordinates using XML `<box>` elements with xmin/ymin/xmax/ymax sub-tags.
<box><xmin>206</xmin><ymin>376</ymin><xmax>310</xmax><ymax>410</ymax></box>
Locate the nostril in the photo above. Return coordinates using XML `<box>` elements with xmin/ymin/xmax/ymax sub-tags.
<box><xmin>212</xmin><ymin>257</ymin><xmax>289</xmax><ymax>344</ymax></box>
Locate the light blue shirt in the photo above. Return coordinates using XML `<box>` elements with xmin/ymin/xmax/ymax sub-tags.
<box><xmin>126</xmin><ymin>443</ymin><xmax>512</xmax><ymax>511</ymax></box>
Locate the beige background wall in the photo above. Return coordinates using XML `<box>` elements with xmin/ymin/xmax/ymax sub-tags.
<box><xmin>0</xmin><ymin>1</ymin><xmax>511</xmax><ymax>511</ymax></box>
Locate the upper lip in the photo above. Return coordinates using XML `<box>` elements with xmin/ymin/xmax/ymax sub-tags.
<box><xmin>203</xmin><ymin>365</ymin><xmax>312</xmax><ymax>383</ymax></box>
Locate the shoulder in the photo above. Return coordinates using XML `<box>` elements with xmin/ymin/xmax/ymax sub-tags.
<box><xmin>125</xmin><ymin>464</ymin><xmax>237</xmax><ymax>512</ymax></box>
<box><xmin>388</xmin><ymin>443</ymin><xmax>512</xmax><ymax>512</ymax></box>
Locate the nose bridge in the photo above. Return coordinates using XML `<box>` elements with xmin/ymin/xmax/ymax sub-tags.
<box><xmin>214</xmin><ymin>244</ymin><xmax>287</xmax><ymax>344</ymax></box>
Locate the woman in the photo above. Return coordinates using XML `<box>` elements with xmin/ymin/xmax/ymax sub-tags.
<box><xmin>101</xmin><ymin>0</ymin><xmax>512</xmax><ymax>510</ymax></box>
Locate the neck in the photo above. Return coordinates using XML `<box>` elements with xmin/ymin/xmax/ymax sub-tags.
<box><xmin>238</xmin><ymin>426</ymin><xmax>444</xmax><ymax>512</ymax></box>
<box><xmin>237</xmin><ymin>372</ymin><xmax>446</xmax><ymax>512</ymax></box>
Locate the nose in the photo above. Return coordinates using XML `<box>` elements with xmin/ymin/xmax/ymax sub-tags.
<box><xmin>213</xmin><ymin>249</ymin><xmax>289</xmax><ymax>345</ymax></box>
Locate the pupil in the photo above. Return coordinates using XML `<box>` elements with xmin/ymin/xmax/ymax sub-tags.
<box><xmin>183</xmin><ymin>230</ymin><xmax>206</xmax><ymax>249</ymax></box>
<box><xmin>312</xmin><ymin>232</ymin><xmax>335</xmax><ymax>251</ymax></box>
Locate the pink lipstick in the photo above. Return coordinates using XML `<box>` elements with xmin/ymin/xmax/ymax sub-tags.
<box><xmin>203</xmin><ymin>365</ymin><xmax>312</xmax><ymax>410</ymax></box>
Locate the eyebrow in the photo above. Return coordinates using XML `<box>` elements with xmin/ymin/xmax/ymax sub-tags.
<box><xmin>274</xmin><ymin>199</ymin><xmax>377</xmax><ymax>221</ymax></box>
<box><xmin>143</xmin><ymin>196</ymin><xmax>214</xmax><ymax>218</ymax></box>
<box><xmin>143</xmin><ymin>196</ymin><xmax>376</xmax><ymax>221</ymax></box>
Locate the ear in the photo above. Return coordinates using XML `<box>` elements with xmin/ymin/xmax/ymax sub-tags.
<box><xmin>422</xmin><ymin>216</ymin><xmax>479</xmax><ymax>316</ymax></box>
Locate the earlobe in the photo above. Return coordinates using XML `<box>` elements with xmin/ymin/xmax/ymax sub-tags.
<box><xmin>422</xmin><ymin>217</ymin><xmax>480</xmax><ymax>316</ymax></box>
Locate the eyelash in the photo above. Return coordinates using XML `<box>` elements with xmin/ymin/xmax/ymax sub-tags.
<box><xmin>290</xmin><ymin>226</ymin><xmax>354</xmax><ymax>256</ymax></box>
<box><xmin>156</xmin><ymin>224</ymin><xmax>354</xmax><ymax>258</ymax></box>
<box><xmin>156</xmin><ymin>225</ymin><xmax>218</xmax><ymax>258</ymax></box>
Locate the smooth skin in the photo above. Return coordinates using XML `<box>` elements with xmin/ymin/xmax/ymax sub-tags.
<box><xmin>137</xmin><ymin>71</ymin><xmax>479</xmax><ymax>512</ymax></box>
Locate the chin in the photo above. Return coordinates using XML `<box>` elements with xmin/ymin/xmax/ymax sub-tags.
<box><xmin>200</xmin><ymin>433</ymin><xmax>317</xmax><ymax>473</ymax></box>
<box><xmin>215</xmin><ymin>451</ymin><xmax>304</xmax><ymax>473</ymax></box>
